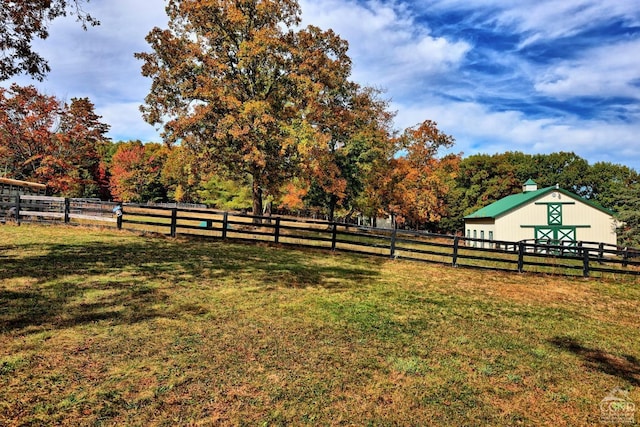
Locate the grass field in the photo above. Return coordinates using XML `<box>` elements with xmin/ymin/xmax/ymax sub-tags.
<box><xmin>1</xmin><ymin>224</ymin><xmax>639</xmax><ymax>426</ymax></box>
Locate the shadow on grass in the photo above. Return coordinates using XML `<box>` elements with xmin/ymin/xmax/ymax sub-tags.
<box><xmin>0</xmin><ymin>235</ymin><xmax>381</xmax><ymax>334</ymax></box>
<box><xmin>550</xmin><ymin>336</ymin><xmax>640</xmax><ymax>386</ymax></box>
<box><xmin>0</xmin><ymin>283</ymin><xmax>165</xmax><ymax>333</ymax></box>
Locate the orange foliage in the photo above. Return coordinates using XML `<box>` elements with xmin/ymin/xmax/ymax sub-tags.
<box><xmin>279</xmin><ymin>181</ymin><xmax>309</xmax><ymax>210</ymax></box>
<box><xmin>370</xmin><ymin>120</ymin><xmax>460</xmax><ymax>226</ymax></box>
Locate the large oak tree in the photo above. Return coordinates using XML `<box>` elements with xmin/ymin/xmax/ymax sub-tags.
<box><xmin>136</xmin><ymin>0</ymin><xmax>361</xmax><ymax>217</ymax></box>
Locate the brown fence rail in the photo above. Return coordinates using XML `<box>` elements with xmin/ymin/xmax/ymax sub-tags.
<box><xmin>3</xmin><ymin>195</ymin><xmax>639</xmax><ymax>279</ymax></box>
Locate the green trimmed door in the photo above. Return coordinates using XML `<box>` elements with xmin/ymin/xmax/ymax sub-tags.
<box><xmin>535</xmin><ymin>226</ymin><xmax>576</xmax><ymax>254</ymax></box>
<box><xmin>557</xmin><ymin>228</ymin><xmax>575</xmax><ymax>242</ymax></box>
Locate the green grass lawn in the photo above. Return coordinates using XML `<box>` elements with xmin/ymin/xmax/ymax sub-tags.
<box><xmin>1</xmin><ymin>224</ymin><xmax>639</xmax><ymax>426</ymax></box>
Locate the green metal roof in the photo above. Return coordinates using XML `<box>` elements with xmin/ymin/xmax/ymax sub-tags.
<box><xmin>464</xmin><ymin>186</ymin><xmax>614</xmax><ymax>219</ymax></box>
<box><xmin>523</xmin><ymin>178</ymin><xmax>537</xmax><ymax>186</ymax></box>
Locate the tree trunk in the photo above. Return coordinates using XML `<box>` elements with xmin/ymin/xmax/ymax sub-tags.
<box><xmin>328</xmin><ymin>195</ymin><xmax>337</xmax><ymax>223</ymax></box>
<box><xmin>252</xmin><ymin>178</ymin><xmax>263</xmax><ymax>224</ymax></box>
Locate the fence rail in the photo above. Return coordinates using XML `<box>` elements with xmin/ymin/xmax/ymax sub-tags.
<box><xmin>2</xmin><ymin>195</ymin><xmax>639</xmax><ymax>279</ymax></box>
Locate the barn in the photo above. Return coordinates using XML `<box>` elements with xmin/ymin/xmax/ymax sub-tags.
<box><xmin>464</xmin><ymin>179</ymin><xmax>618</xmax><ymax>248</ymax></box>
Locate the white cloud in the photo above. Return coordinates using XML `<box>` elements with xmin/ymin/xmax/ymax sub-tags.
<box><xmin>99</xmin><ymin>101</ymin><xmax>162</xmax><ymax>143</ymax></box>
<box><xmin>396</xmin><ymin>97</ymin><xmax>640</xmax><ymax>166</ymax></box>
<box><xmin>425</xmin><ymin>0</ymin><xmax>640</xmax><ymax>45</ymax></box>
<box><xmin>299</xmin><ymin>0</ymin><xmax>470</xmax><ymax>90</ymax></box>
<box><xmin>535</xmin><ymin>39</ymin><xmax>640</xmax><ymax>100</ymax></box>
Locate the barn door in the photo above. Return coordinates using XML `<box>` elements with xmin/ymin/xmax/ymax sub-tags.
<box><xmin>536</xmin><ymin>227</ymin><xmax>554</xmax><ymax>244</ymax></box>
<box><xmin>535</xmin><ymin>227</ymin><xmax>576</xmax><ymax>255</ymax></box>
<box><xmin>535</xmin><ymin>227</ymin><xmax>555</xmax><ymax>254</ymax></box>
<box><xmin>557</xmin><ymin>228</ymin><xmax>577</xmax><ymax>255</ymax></box>
<box><xmin>557</xmin><ymin>228</ymin><xmax>575</xmax><ymax>242</ymax></box>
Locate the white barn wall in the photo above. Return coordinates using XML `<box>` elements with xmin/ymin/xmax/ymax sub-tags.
<box><xmin>464</xmin><ymin>218</ymin><xmax>495</xmax><ymax>247</ymax></box>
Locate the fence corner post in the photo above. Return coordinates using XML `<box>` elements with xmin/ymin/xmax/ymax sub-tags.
<box><xmin>452</xmin><ymin>236</ymin><xmax>459</xmax><ymax>267</ymax></box>
<box><xmin>274</xmin><ymin>217</ymin><xmax>281</xmax><ymax>244</ymax></box>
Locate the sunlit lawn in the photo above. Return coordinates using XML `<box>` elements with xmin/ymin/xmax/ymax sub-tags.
<box><xmin>1</xmin><ymin>224</ymin><xmax>639</xmax><ymax>426</ymax></box>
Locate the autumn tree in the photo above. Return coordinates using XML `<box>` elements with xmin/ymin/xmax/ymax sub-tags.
<box><xmin>294</xmin><ymin>81</ymin><xmax>396</xmax><ymax>221</ymax></box>
<box><xmin>55</xmin><ymin>97</ymin><xmax>111</xmax><ymax>196</ymax></box>
<box><xmin>0</xmin><ymin>84</ymin><xmax>110</xmax><ymax>196</ymax></box>
<box><xmin>160</xmin><ymin>145</ymin><xmax>202</xmax><ymax>203</ymax></box>
<box><xmin>0</xmin><ymin>0</ymin><xmax>99</xmax><ymax>80</ymax></box>
<box><xmin>137</xmin><ymin>0</ymin><xmax>364</xmax><ymax>219</ymax></box>
<box><xmin>369</xmin><ymin>120</ymin><xmax>459</xmax><ymax>228</ymax></box>
<box><xmin>109</xmin><ymin>141</ymin><xmax>168</xmax><ymax>203</ymax></box>
<box><xmin>0</xmin><ymin>84</ymin><xmax>59</xmax><ymax>180</ymax></box>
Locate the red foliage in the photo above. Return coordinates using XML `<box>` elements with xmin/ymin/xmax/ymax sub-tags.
<box><xmin>0</xmin><ymin>84</ymin><xmax>110</xmax><ymax>196</ymax></box>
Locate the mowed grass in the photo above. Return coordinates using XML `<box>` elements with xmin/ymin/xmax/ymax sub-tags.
<box><xmin>1</xmin><ymin>224</ymin><xmax>639</xmax><ymax>426</ymax></box>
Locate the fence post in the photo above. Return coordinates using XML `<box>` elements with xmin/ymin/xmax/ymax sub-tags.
<box><xmin>117</xmin><ymin>211</ymin><xmax>123</xmax><ymax>230</ymax></box>
<box><xmin>598</xmin><ymin>243</ymin><xmax>604</xmax><ymax>261</ymax></box>
<box><xmin>583</xmin><ymin>247</ymin><xmax>590</xmax><ymax>278</ymax></box>
<box><xmin>15</xmin><ymin>195</ymin><xmax>21</xmax><ymax>226</ymax></box>
<box><xmin>170</xmin><ymin>208</ymin><xmax>178</xmax><ymax>238</ymax></box>
<box><xmin>274</xmin><ymin>217</ymin><xmax>281</xmax><ymax>244</ymax></box>
<box><xmin>452</xmin><ymin>236</ymin><xmax>459</xmax><ymax>267</ymax></box>
<box><xmin>390</xmin><ymin>226</ymin><xmax>397</xmax><ymax>259</ymax></box>
<box><xmin>64</xmin><ymin>198</ymin><xmax>70</xmax><ymax>224</ymax></box>
<box><xmin>517</xmin><ymin>241</ymin><xmax>525</xmax><ymax>273</ymax></box>
<box><xmin>331</xmin><ymin>223</ymin><xmax>337</xmax><ymax>251</ymax></box>
<box><xmin>623</xmin><ymin>247</ymin><xmax>629</xmax><ymax>268</ymax></box>
<box><xmin>222</xmin><ymin>212</ymin><xmax>229</xmax><ymax>239</ymax></box>
<box><xmin>577</xmin><ymin>241</ymin><xmax>583</xmax><ymax>259</ymax></box>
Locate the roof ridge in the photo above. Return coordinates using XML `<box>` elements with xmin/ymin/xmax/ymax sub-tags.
<box><xmin>464</xmin><ymin>186</ymin><xmax>614</xmax><ymax>219</ymax></box>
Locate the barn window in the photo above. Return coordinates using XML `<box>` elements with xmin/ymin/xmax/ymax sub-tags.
<box><xmin>548</xmin><ymin>204</ymin><xmax>562</xmax><ymax>225</ymax></box>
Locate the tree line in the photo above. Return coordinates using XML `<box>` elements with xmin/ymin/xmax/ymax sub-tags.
<box><xmin>2</xmin><ymin>85</ymin><xmax>638</xmax><ymax>246</ymax></box>
<box><xmin>1</xmin><ymin>0</ymin><xmax>639</xmax><ymax>246</ymax></box>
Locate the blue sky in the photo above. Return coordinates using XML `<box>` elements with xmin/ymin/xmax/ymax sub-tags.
<box><xmin>8</xmin><ymin>0</ymin><xmax>640</xmax><ymax>171</ymax></box>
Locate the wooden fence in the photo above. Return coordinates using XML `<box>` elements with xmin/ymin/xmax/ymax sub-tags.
<box><xmin>2</xmin><ymin>195</ymin><xmax>639</xmax><ymax>279</ymax></box>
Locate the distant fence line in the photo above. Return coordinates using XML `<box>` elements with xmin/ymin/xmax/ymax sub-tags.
<box><xmin>2</xmin><ymin>195</ymin><xmax>639</xmax><ymax>279</ymax></box>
